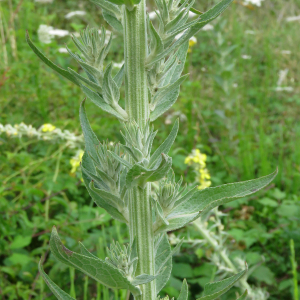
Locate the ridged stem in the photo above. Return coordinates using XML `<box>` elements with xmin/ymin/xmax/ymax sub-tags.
<box><xmin>123</xmin><ymin>2</ymin><xmax>155</xmax><ymax>300</ymax></box>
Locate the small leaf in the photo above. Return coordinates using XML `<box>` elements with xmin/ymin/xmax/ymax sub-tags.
<box><xmin>89</xmin><ymin>181</ymin><xmax>124</xmax><ymax>210</ymax></box>
<box><xmin>147</xmin><ymin>17</ymin><xmax>164</xmax><ymax>63</ymax></box>
<box><xmin>177</xmin><ymin>279</ymin><xmax>188</xmax><ymax>300</ymax></box>
<box><xmin>154</xmin><ymin>212</ymin><xmax>199</xmax><ymax>234</ymax></box>
<box><xmin>103</xmin><ymin>11</ymin><xmax>123</xmax><ymax>32</ymax></box>
<box><xmin>82</xmin><ymin>85</ymin><xmax>127</xmax><ymax>121</ymax></box>
<box><xmin>82</xmin><ymin>153</ymin><xmax>128</xmax><ymax>223</ymax></box>
<box><xmin>126</xmin><ymin>154</ymin><xmax>172</xmax><ymax>189</ymax></box>
<box><xmin>50</xmin><ymin>227</ymin><xmax>141</xmax><ymax>296</ymax></box>
<box><xmin>149</xmin><ymin>119</ymin><xmax>179</xmax><ymax>168</ymax></box>
<box><xmin>79</xmin><ymin>100</ymin><xmax>100</xmax><ymax>161</ymax></box>
<box><xmin>196</xmin><ymin>266</ymin><xmax>247</xmax><ymax>300</ymax></box>
<box><xmin>91</xmin><ymin>0</ymin><xmax>122</xmax><ymax>18</ymax></box>
<box><xmin>38</xmin><ymin>260</ymin><xmax>76</xmax><ymax>300</ymax></box>
<box><xmin>68</xmin><ymin>68</ymin><xmax>102</xmax><ymax>93</ymax></box>
<box><xmin>170</xmin><ymin>169</ymin><xmax>278</xmax><ymax>218</ymax></box>
<box><xmin>156</xmin><ymin>238</ymin><xmax>183</xmax><ymax>275</ymax></box>
<box><xmin>108</xmin><ymin>150</ymin><xmax>132</xmax><ymax>169</ymax></box>
<box><xmin>26</xmin><ymin>32</ymin><xmax>79</xmax><ymax>86</ymax></box>
<box><xmin>150</xmin><ymin>87</ymin><xmax>180</xmax><ymax>121</ymax></box>
<box><xmin>131</xmin><ymin>274</ymin><xmax>158</xmax><ymax>286</ymax></box>
<box><xmin>114</xmin><ymin>64</ymin><xmax>125</xmax><ymax>88</ymax></box>
<box><xmin>151</xmin><ymin>75</ymin><xmax>188</xmax><ymax>111</ymax></box>
<box><xmin>155</xmin><ymin>234</ymin><xmax>172</xmax><ymax>293</ymax></box>
<box><xmin>103</xmin><ymin>64</ymin><xmax>120</xmax><ymax>105</ymax></box>
<box><xmin>236</xmin><ymin>290</ymin><xmax>248</xmax><ymax>300</ymax></box>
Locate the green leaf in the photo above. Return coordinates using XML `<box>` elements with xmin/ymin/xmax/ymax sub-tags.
<box><xmin>91</xmin><ymin>0</ymin><xmax>122</xmax><ymax>18</ymax></box>
<box><xmin>155</xmin><ymin>234</ymin><xmax>172</xmax><ymax>293</ymax></box>
<box><xmin>39</xmin><ymin>260</ymin><xmax>76</xmax><ymax>300</ymax></box>
<box><xmin>79</xmin><ymin>242</ymin><xmax>99</xmax><ymax>259</ymax></box>
<box><xmin>81</xmin><ymin>85</ymin><xmax>127</xmax><ymax>121</ymax></box>
<box><xmin>68</xmin><ymin>68</ymin><xmax>102</xmax><ymax>93</ymax></box>
<box><xmin>156</xmin><ymin>238</ymin><xmax>183</xmax><ymax>275</ymax></box>
<box><xmin>147</xmin><ymin>0</ymin><xmax>234</xmax><ymax>67</ymax></box>
<box><xmin>236</xmin><ymin>290</ymin><xmax>248</xmax><ymax>300</ymax></box>
<box><xmin>196</xmin><ymin>266</ymin><xmax>247</xmax><ymax>300</ymax></box>
<box><xmin>10</xmin><ymin>235</ymin><xmax>32</xmax><ymax>249</ymax></box>
<box><xmin>114</xmin><ymin>64</ymin><xmax>125</xmax><ymax>88</ymax></box>
<box><xmin>170</xmin><ymin>169</ymin><xmax>278</xmax><ymax>218</ymax></box>
<box><xmin>50</xmin><ymin>227</ymin><xmax>141</xmax><ymax>296</ymax></box>
<box><xmin>126</xmin><ymin>154</ymin><xmax>172</xmax><ymax>189</ymax></box>
<box><xmin>149</xmin><ymin>119</ymin><xmax>179</xmax><ymax>168</ymax></box>
<box><xmin>79</xmin><ymin>100</ymin><xmax>100</xmax><ymax>161</ymax></box>
<box><xmin>82</xmin><ymin>153</ymin><xmax>127</xmax><ymax>223</ymax></box>
<box><xmin>151</xmin><ymin>75</ymin><xmax>188</xmax><ymax>111</ymax></box>
<box><xmin>108</xmin><ymin>150</ymin><xmax>132</xmax><ymax>169</ymax></box>
<box><xmin>26</xmin><ymin>32</ymin><xmax>79</xmax><ymax>86</ymax></box>
<box><xmin>89</xmin><ymin>181</ymin><xmax>124</xmax><ymax>210</ymax></box>
<box><xmin>150</xmin><ymin>87</ymin><xmax>180</xmax><ymax>121</ymax></box>
<box><xmin>147</xmin><ymin>17</ymin><xmax>164</xmax><ymax>63</ymax></box>
<box><xmin>177</xmin><ymin>279</ymin><xmax>188</xmax><ymax>300</ymax></box>
<box><xmin>154</xmin><ymin>212</ymin><xmax>199</xmax><ymax>234</ymax></box>
<box><xmin>131</xmin><ymin>274</ymin><xmax>158</xmax><ymax>286</ymax></box>
<box><xmin>103</xmin><ymin>63</ymin><xmax>120</xmax><ymax>105</ymax></box>
<box><xmin>103</xmin><ymin>11</ymin><xmax>123</xmax><ymax>32</ymax></box>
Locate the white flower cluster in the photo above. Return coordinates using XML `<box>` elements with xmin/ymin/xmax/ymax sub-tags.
<box><xmin>243</xmin><ymin>0</ymin><xmax>264</xmax><ymax>6</ymax></box>
<box><xmin>38</xmin><ymin>25</ymin><xmax>69</xmax><ymax>44</ymax></box>
<box><xmin>0</xmin><ymin>123</ymin><xmax>83</xmax><ymax>148</ymax></box>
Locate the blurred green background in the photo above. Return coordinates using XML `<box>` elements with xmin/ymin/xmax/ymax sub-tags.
<box><xmin>0</xmin><ymin>0</ymin><xmax>299</xmax><ymax>299</ymax></box>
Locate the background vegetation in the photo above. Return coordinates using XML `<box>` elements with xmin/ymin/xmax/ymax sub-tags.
<box><xmin>0</xmin><ymin>0</ymin><xmax>299</xmax><ymax>299</ymax></box>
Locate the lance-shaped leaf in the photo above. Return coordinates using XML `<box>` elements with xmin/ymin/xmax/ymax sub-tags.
<box><xmin>156</xmin><ymin>238</ymin><xmax>183</xmax><ymax>275</ymax></box>
<box><xmin>79</xmin><ymin>100</ymin><xmax>100</xmax><ymax>162</ymax></box>
<box><xmin>50</xmin><ymin>227</ymin><xmax>141</xmax><ymax>296</ymax></box>
<box><xmin>236</xmin><ymin>290</ymin><xmax>248</xmax><ymax>300</ymax></box>
<box><xmin>91</xmin><ymin>0</ymin><xmax>122</xmax><ymax>18</ymax></box>
<box><xmin>68</xmin><ymin>68</ymin><xmax>102</xmax><ymax>93</ymax></box>
<box><xmin>159</xmin><ymin>42</ymin><xmax>189</xmax><ymax>87</ymax></box>
<box><xmin>26</xmin><ymin>32</ymin><xmax>79</xmax><ymax>86</ymax></box>
<box><xmin>178</xmin><ymin>279</ymin><xmax>188</xmax><ymax>300</ymax></box>
<box><xmin>150</xmin><ymin>87</ymin><xmax>180</xmax><ymax>121</ymax></box>
<box><xmin>196</xmin><ymin>265</ymin><xmax>247</xmax><ymax>300</ymax></box>
<box><xmin>170</xmin><ymin>169</ymin><xmax>278</xmax><ymax>218</ymax></box>
<box><xmin>149</xmin><ymin>119</ymin><xmax>179</xmax><ymax>168</ymax></box>
<box><xmin>155</xmin><ymin>234</ymin><xmax>172</xmax><ymax>293</ymax></box>
<box><xmin>151</xmin><ymin>75</ymin><xmax>188</xmax><ymax>111</ymax></box>
<box><xmin>89</xmin><ymin>181</ymin><xmax>124</xmax><ymax>210</ymax></box>
<box><xmin>103</xmin><ymin>64</ymin><xmax>120</xmax><ymax>105</ymax></box>
<box><xmin>82</xmin><ymin>85</ymin><xmax>128</xmax><ymax>121</ymax></box>
<box><xmin>154</xmin><ymin>212</ymin><xmax>199</xmax><ymax>234</ymax></box>
<box><xmin>146</xmin><ymin>0</ymin><xmax>234</xmax><ymax>67</ymax></box>
<box><xmin>126</xmin><ymin>154</ymin><xmax>172</xmax><ymax>189</ymax></box>
<box><xmin>114</xmin><ymin>64</ymin><xmax>125</xmax><ymax>89</ymax></box>
<box><xmin>131</xmin><ymin>274</ymin><xmax>159</xmax><ymax>286</ymax></box>
<box><xmin>103</xmin><ymin>11</ymin><xmax>123</xmax><ymax>32</ymax></box>
<box><xmin>82</xmin><ymin>153</ymin><xmax>128</xmax><ymax>223</ymax></box>
<box><xmin>147</xmin><ymin>18</ymin><xmax>164</xmax><ymax>63</ymax></box>
<box><xmin>39</xmin><ymin>260</ymin><xmax>76</xmax><ymax>300</ymax></box>
<box><xmin>108</xmin><ymin>150</ymin><xmax>132</xmax><ymax>169</ymax></box>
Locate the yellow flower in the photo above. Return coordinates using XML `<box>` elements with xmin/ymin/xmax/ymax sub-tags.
<box><xmin>188</xmin><ymin>36</ymin><xmax>197</xmax><ymax>53</ymax></box>
<box><xmin>41</xmin><ymin>123</ymin><xmax>56</xmax><ymax>132</ymax></box>
<box><xmin>70</xmin><ymin>150</ymin><xmax>84</xmax><ymax>173</ymax></box>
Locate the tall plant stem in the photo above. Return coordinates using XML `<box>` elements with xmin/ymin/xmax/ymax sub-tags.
<box><xmin>123</xmin><ymin>2</ymin><xmax>155</xmax><ymax>300</ymax></box>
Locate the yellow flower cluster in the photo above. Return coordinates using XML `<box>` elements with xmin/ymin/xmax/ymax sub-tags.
<box><xmin>184</xmin><ymin>149</ymin><xmax>211</xmax><ymax>190</ymax></box>
<box><xmin>70</xmin><ymin>150</ymin><xmax>84</xmax><ymax>174</ymax></box>
<box><xmin>188</xmin><ymin>36</ymin><xmax>197</xmax><ymax>53</ymax></box>
<box><xmin>41</xmin><ymin>123</ymin><xmax>56</xmax><ymax>132</ymax></box>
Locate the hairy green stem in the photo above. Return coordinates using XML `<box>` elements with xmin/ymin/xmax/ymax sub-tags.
<box><xmin>123</xmin><ymin>2</ymin><xmax>155</xmax><ymax>300</ymax></box>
